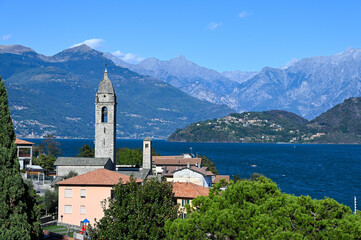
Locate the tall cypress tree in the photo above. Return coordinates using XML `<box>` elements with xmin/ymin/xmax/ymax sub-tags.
<box><xmin>0</xmin><ymin>77</ymin><xmax>42</xmax><ymax>239</ymax></box>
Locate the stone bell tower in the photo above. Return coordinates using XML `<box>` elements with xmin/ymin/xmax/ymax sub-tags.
<box><xmin>95</xmin><ymin>68</ymin><xmax>117</xmax><ymax>169</ymax></box>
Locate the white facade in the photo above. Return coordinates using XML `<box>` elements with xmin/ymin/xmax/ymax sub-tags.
<box><xmin>173</xmin><ymin>168</ymin><xmax>213</xmax><ymax>188</ymax></box>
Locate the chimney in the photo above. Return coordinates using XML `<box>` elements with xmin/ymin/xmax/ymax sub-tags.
<box><xmin>187</xmin><ymin>162</ymin><xmax>190</xmax><ymax>168</ymax></box>
<box><xmin>142</xmin><ymin>138</ymin><xmax>152</xmax><ymax>171</ymax></box>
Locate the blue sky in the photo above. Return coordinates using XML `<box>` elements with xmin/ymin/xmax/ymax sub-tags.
<box><xmin>1</xmin><ymin>0</ymin><xmax>361</xmax><ymax>72</ymax></box>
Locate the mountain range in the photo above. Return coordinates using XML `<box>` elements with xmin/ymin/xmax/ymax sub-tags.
<box><xmin>0</xmin><ymin>44</ymin><xmax>232</xmax><ymax>139</ymax></box>
<box><xmin>2</xmin><ymin>43</ymin><xmax>361</xmax><ymax>139</ymax></box>
<box><xmin>108</xmin><ymin>47</ymin><xmax>361</xmax><ymax>120</ymax></box>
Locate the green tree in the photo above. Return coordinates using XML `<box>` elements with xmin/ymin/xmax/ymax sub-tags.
<box><xmin>64</xmin><ymin>170</ymin><xmax>78</xmax><ymax>179</ymax></box>
<box><xmin>0</xmin><ymin>78</ymin><xmax>42</xmax><ymax>239</ymax></box>
<box><xmin>32</xmin><ymin>142</ymin><xmax>44</xmax><ymax>157</ymax></box>
<box><xmin>197</xmin><ymin>155</ymin><xmax>218</xmax><ymax>174</ymax></box>
<box><xmin>165</xmin><ymin>177</ymin><xmax>361</xmax><ymax>239</ymax></box>
<box><xmin>36</xmin><ymin>153</ymin><xmax>56</xmax><ymax>170</ymax></box>
<box><xmin>116</xmin><ymin>147</ymin><xmax>161</xmax><ymax>166</ymax></box>
<box><xmin>77</xmin><ymin>144</ymin><xmax>95</xmax><ymax>157</ymax></box>
<box><xmin>90</xmin><ymin>177</ymin><xmax>178</xmax><ymax>239</ymax></box>
<box><xmin>116</xmin><ymin>147</ymin><xmax>143</xmax><ymax>166</ymax></box>
<box><xmin>43</xmin><ymin>190</ymin><xmax>57</xmax><ymax>215</ymax></box>
<box><xmin>43</xmin><ymin>134</ymin><xmax>62</xmax><ymax>157</ymax></box>
<box><xmin>249</xmin><ymin>172</ymin><xmax>265</xmax><ymax>181</ymax></box>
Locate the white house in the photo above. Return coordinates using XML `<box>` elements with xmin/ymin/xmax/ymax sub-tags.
<box><xmin>173</xmin><ymin>165</ymin><xmax>214</xmax><ymax>188</ymax></box>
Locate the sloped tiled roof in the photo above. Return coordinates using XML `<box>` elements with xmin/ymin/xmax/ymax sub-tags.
<box><xmin>172</xmin><ymin>182</ymin><xmax>209</xmax><ymax>199</ymax></box>
<box><xmin>172</xmin><ymin>166</ymin><xmax>215</xmax><ymax>176</ymax></box>
<box><xmin>213</xmin><ymin>175</ymin><xmax>230</xmax><ymax>183</ymax></box>
<box><xmin>153</xmin><ymin>156</ymin><xmax>202</xmax><ymax>166</ymax></box>
<box><xmin>56</xmin><ymin>169</ymin><xmax>141</xmax><ymax>186</ymax></box>
<box><xmin>162</xmin><ymin>166</ymin><xmax>178</xmax><ymax>177</ymax></box>
<box><xmin>15</xmin><ymin>138</ymin><xmax>34</xmax><ymax>145</ymax></box>
<box><xmin>116</xmin><ymin>169</ymin><xmax>151</xmax><ymax>180</ymax></box>
<box><xmin>54</xmin><ymin>157</ymin><xmax>110</xmax><ymax>166</ymax></box>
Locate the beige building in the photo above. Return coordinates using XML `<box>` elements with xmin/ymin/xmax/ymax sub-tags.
<box><xmin>172</xmin><ymin>182</ymin><xmax>209</xmax><ymax>218</ymax></box>
<box><xmin>56</xmin><ymin>168</ymin><xmax>141</xmax><ymax>227</ymax></box>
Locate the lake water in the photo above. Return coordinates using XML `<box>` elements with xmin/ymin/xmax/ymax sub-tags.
<box><xmin>28</xmin><ymin>138</ymin><xmax>361</xmax><ymax>209</ymax></box>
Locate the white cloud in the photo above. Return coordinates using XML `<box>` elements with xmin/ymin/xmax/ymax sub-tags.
<box><xmin>207</xmin><ymin>22</ymin><xmax>222</xmax><ymax>31</ymax></box>
<box><xmin>281</xmin><ymin>58</ymin><xmax>299</xmax><ymax>69</ymax></box>
<box><xmin>1</xmin><ymin>34</ymin><xmax>12</xmax><ymax>41</ymax></box>
<box><xmin>111</xmin><ymin>50</ymin><xmax>145</xmax><ymax>64</ymax></box>
<box><xmin>71</xmin><ymin>38</ymin><xmax>105</xmax><ymax>49</ymax></box>
<box><xmin>238</xmin><ymin>10</ymin><xmax>251</xmax><ymax>18</ymax></box>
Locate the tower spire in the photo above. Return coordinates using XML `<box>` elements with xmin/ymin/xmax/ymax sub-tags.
<box><xmin>95</xmin><ymin>67</ymin><xmax>117</xmax><ymax>169</ymax></box>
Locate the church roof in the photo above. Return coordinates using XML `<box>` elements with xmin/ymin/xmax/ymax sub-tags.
<box><xmin>56</xmin><ymin>169</ymin><xmax>141</xmax><ymax>186</ymax></box>
<box><xmin>97</xmin><ymin>69</ymin><xmax>115</xmax><ymax>94</ymax></box>
<box><xmin>54</xmin><ymin>157</ymin><xmax>111</xmax><ymax>166</ymax></box>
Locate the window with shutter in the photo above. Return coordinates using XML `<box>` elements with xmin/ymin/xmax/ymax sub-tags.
<box><xmin>80</xmin><ymin>205</ymin><xmax>86</xmax><ymax>215</ymax></box>
<box><xmin>64</xmin><ymin>205</ymin><xmax>72</xmax><ymax>214</ymax></box>
<box><xmin>65</xmin><ymin>189</ymin><xmax>72</xmax><ymax>198</ymax></box>
<box><xmin>80</xmin><ymin>189</ymin><xmax>86</xmax><ymax>198</ymax></box>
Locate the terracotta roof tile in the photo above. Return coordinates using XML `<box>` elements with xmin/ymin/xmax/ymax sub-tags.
<box><xmin>153</xmin><ymin>156</ymin><xmax>202</xmax><ymax>166</ymax></box>
<box><xmin>56</xmin><ymin>169</ymin><xmax>141</xmax><ymax>186</ymax></box>
<box><xmin>15</xmin><ymin>138</ymin><xmax>34</xmax><ymax>145</ymax></box>
<box><xmin>172</xmin><ymin>182</ymin><xmax>209</xmax><ymax>199</ymax></box>
<box><xmin>213</xmin><ymin>175</ymin><xmax>230</xmax><ymax>183</ymax></box>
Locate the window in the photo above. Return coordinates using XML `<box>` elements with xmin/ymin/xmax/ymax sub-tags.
<box><xmin>182</xmin><ymin>213</ymin><xmax>187</xmax><ymax>219</ymax></box>
<box><xmin>64</xmin><ymin>205</ymin><xmax>72</xmax><ymax>214</ymax></box>
<box><xmin>80</xmin><ymin>205</ymin><xmax>86</xmax><ymax>215</ymax></box>
<box><xmin>145</xmin><ymin>144</ymin><xmax>149</xmax><ymax>148</ymax></box>
<box><xmin>101</xmin><ymin>106</ymin><xmax>108</xmax><ymax>123</ymax></box>
<box><xmin>18</xmin><ymin>148</ymin><xmax>31</xmax><ymax>157</ymax></box>
<box><xmin>111</xmin><ymin>190</ymin><xmax>115</xmax><ymax>200</ymax></box>
<box><xmin>80</xmin><ymin>189</ymin><xmax>86</xmax><ymax>198</ymax></box>
<box><xmin>182</xmin><ymin>199</ymin><xmax>190</xmax><ymax>206</ymax></box>
<box><xmin>65</xmin><ymin>189</ymin><xmax>72</xmax><ymax>198</ymax></box>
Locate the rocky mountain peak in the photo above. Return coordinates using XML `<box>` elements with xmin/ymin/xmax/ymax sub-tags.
<box><xmin>0</xmin><ymin>44</ymin><xmax>36</xmax><ymax>55</ymax></box>
<box><xmin>51</xmin><ymin>44</ymin><xmax>101</xmax><ymax>62</ymax></box>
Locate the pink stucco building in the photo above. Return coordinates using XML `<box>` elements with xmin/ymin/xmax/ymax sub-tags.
<box><xmin>56</xmin><ymin>168</ymin><xmax>141</xmax><ymax>227</ymax></box>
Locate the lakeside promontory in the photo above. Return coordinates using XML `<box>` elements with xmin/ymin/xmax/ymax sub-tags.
<box><xmin>168</xmin><ymin>97</ymin><xmax>361</xmax><ymax>144</ymax></box>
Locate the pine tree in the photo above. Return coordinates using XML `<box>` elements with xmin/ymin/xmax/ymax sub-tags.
<box><xmin>0</xmin><ymin>77</ymin><xmax>42</xmax><ymax>239</ymax></box>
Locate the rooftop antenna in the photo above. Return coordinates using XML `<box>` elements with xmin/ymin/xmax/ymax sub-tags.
<box><xmin>104</xmin><ymin>63</ymin><xmax>108</xmax><ymax>77</ymax></box>
<box><xmin>190</xmin><ymin>147</ymin><xmax>193</xmax><ymax>156</ymax></box>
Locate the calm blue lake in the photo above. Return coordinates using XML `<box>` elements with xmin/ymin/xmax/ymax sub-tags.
<box><xmin>28</xmin><ymin>138</ymin><xmax>361</xmax><ymax>209</ymax></box>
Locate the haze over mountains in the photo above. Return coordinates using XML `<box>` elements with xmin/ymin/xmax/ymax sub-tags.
<box><xmin>0</xmin><ymin>44</ymin><xmax>232</xmax><ymax>139</ymax></box>
<box><xmin>109</xmin><ymin>47</ymin><xmax>361</xmax><ymax>120</ymax></box>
